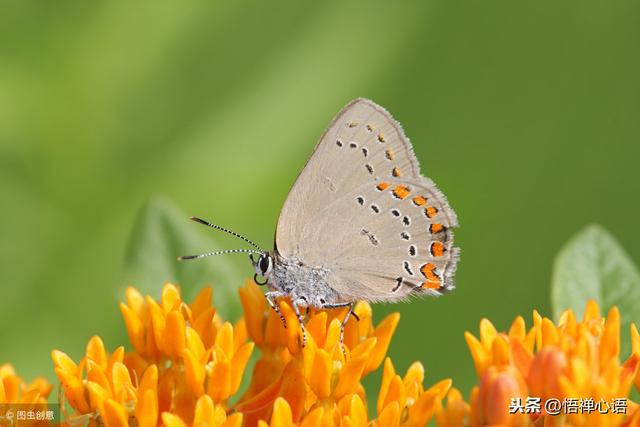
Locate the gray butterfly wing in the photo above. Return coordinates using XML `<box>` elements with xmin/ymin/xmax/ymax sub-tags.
<box><xmin>275</xmin><ymin>98</ymin><xmax>459</xmax><ymax>302</ymax></box>
<box><xmin>276</xmin><ymin>98</ymin><xmax>423</xmax><ymax>257</ymax></box>
<box><xmin>301</xmin><ymin>176</ymin><xmax>459</xmax><ymax>302</ymax></box>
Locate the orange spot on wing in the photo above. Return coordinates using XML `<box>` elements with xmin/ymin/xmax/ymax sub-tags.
<box><xmin>430</xmin><ymin>242</ymin><xmax>446</xmax><ymax>257</ymax></box>
<box><xmin>412</xmin><ymin>196</ymin><xmax>427</xmax><ymax>206</ymax></box>
<box><xmin>425</xmin><ymin>206</ymin><xmax>439</xmax><ymax>218</ymax></box>
<box><xmin>392</xmin><ymin>185</ymin><xmax>411</xmax><ymax>199</ymax></box>
<box><xmin>422</xmin><ymin>280</ymin><xmax>441</xmax><ymax>290</ymax></box>
<box><xmin>429</xmin><ymin>223</ymin><xmax>444</xmax><ymax>234</ymax></box>
<box><xmin>376</xmin><ymin>182</ymin><xmax>390</xmax><ymax>191</ymax></box>
<box><xmin>420</xmin><ymin>263</ymin><xmax>441</xmax><ymax>288</ymax></box>
<box><xmin>392</xmin><ymin>167</ymin><xmax>401</xmax><ymax>177</ymax></box>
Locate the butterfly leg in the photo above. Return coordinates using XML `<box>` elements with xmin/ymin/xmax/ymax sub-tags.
<box><xmin>264</xmin><ymin>291</ymin><xmax>287</xmax><ymax>329</ymax></box>
<box><xmin>292</xmin><ymin>298</ymin><xmax>308</xmax><ymax>348</ymax></box>
<box><xmin>322</xmin><ymin>302</ymin><xmax>358</xmax><ymax>358</ymax></box>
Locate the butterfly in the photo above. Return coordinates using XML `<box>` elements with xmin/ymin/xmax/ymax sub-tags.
<box><xmin>180</xmin><ymin>98</ymin><xmax>459</xmax><ymax>353</ymax></box>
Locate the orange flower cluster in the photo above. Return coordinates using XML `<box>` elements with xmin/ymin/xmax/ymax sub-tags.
<box><xmin>52</xmin><ymin>284</ymin><xmax>250</xmax><ymax>427</ymax></box>
<box><xmin>0</xmin><ymin>363</ymin><xmax>52</xmax><ymax>427</ymax></box>
<box><xmin>50</xmin><ymin>281</ymin><xmax>450</xmax><ymax>426</ymax></box>
<box><xmin>1</xmin><ymin>364</ymin><xmax>51</xmax><ymax>405</ymax></box>
<box><xmin>437</xmin><ymin>301</ymin><xmax>640</xmax><ymax>427</ymax></box>
<box><xmin>237</xmin><ymin>281</ymin><xmax>450</xmax><ymax>426</ymax></box>
<box><xmin>8</xmin><ymin>281</ymin><xmax>640</xmax><ymax>427</ymax></box>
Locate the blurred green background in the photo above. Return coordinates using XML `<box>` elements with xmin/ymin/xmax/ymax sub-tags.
<box><xmin>1</xmin><ymin>0</ymin><xmax>639</xmax><ymax>399</ymax></box>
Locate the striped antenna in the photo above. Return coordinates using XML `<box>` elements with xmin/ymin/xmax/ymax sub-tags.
<box><xmin>189</xmin><ymin>216</ymin><xmax>263</xmax><ymax>252</ymax></box>
<box><xmin>178</xmin><ymin>248</ymin><xmax>261</xmax><ymax>261</ymax></box>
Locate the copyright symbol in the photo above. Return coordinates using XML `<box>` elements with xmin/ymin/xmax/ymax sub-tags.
<box><xmin>545</xmin><ymin>398</ymin><xmax>562</xmax><ymax>415</ymax></box>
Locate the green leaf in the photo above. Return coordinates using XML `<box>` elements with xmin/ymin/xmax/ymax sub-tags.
<box><xmin>551</xmin><ymin>224</ymin><xmax>640</xmax><ymax>356</ymax></box>
<box><xmin>122</xmin><ymin>196</ymin><xmax>243</xmax><ymax>319</ymax></box>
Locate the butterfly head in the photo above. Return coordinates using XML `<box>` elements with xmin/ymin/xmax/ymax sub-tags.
<box><xmin>177</xmin><ymin>217</ymin><xmax>271</xmax><ymax>285</ymax></box>
<box><xmin>251</xmin><ymin>252</ymin><xmax>273</xmax><ymax>285</ymax></box>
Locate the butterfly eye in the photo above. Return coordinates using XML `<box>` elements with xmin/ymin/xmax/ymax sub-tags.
<box><xmin>259</xmin><ymin>254</ymin><xmax>273</xmax><ymax>276</ymax></box>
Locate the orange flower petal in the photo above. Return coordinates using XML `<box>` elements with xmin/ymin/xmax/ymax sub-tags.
<box><xmin>239</xmin><ymin>281</ymin><xmax>266</xmax><ymax>345</ymax></box>
<box><xmin>376</xmin><ymin>400</ymin><xmax>400</xmax><ymax>426</ymax></box>
<box><xmin>221</xmin><ymin>413</ymin><xmax>243</xmax><ymax>427</ymax></box>
<box><xmin>377</xmin><ymin>358</ymin><xmax>396</xmax><ymax>415</ymax></box>
<box><xmin>26</xmin><ymin>377</ymin><xmax>52</xmax><ymax>398</ymax></box>
<box><xmin>583</xmin><ymin>299</ymin><xmax>600</xmax><ymax>321</ymax></box>
<box><xmin>527</xmin><ymin>348</ymin><xmax>566</xmax><ymax>400</ymax></box>
<box><xmin>234</xmin><ymin>318</ymin><xmax>249</xmax><ymax>351</ymax></box>
<box><xmin>147</xmin><ymin>296</ymin><xmax>167</xmax><ymax>354</ymax></box>
<box><xmin>165</xmin><ymin>310</ymin><xmax>187</xmax><ymax>358</ymax></box>
<box><xmin>87</xmin><ymin>361</ymin><xmax>112</xmax><ymax>396</ymax></box>
<box><xmin>51</xmin><ymin>350</ymin><xmax>79</xmax><ymax>377</ymax></box>
<box><xmin>479</xmin><ymin>318</ymin><xmax>497</xmax><ymax>349</ymax></box>
<box><xmin>230</xmin><ymin>342</ymin><xmax>255</xmax><ymax>394</ymax></box>
<box><xmin>86</xmin><ymin>336</ymin><xmax>108</xmax><ymax>370</ymax></box>
<box><xmin>559</xmin><ymin>308</ymin><xmax>577</xmax><ymax>336</ymax></box>
<box><xmin>111</xmin><ymin>362</ymin><xmax>133</xmax><ymax>404</ymax></box>
<box><xmin>161</xmin><ymin>283</ymin><xmax>182</xmax><ymax>313</ymax></box>
<box><xmin>192</xmin><ymin>306</ymin><xmax>217</xmax><ymax>349</ymax></box>
<box><xmin>208</xmin><ymin>359</ymin><xmax>231</xmax><ymax>402</ymax></box>
<box><xmin>348</xmin><ymin>394</ymin><xmax>367</xmax><ymax>427</ymax></box>
<box><xmin>600</xmin><ymin>306</ymin><xmax>621</xmax><ymax>368</ymax></box>
<box><xmin>334</xmin><ymin>351</ymin><xmax>370</xmax><ymax>399</ymax></box>
<box><xmin>622</xmin><ymin>353</ymin><xmax>640</xmax><ymax>391</ymax></box>
<box><xmin>436</xmin><ymin>387</ymin><xmax>469</xmax><ymax>427</ymax></box>
<box><xmin>306</xmin><ymin>311</ymin><xmax>328</xmax><ymax>348</ymax></box>
<box><xmin>477</xmin><ymin>367</ymin><xmax>526</xmax><ymax>426</ymax></box>
<box><xmin>403</xmin><ymin>361</ymin><xmax>424</xmax><ymax>386</ymax></box>
<box><xmin>86</xmin><ymin>381</ymin><xmax>109</xmax><ymax>413</ymax></box>
<box><xmin>406</xmin><ymin>387</ymin><xmax>439</xmax><ymax>427</ymax></box>
<box><xmin>102</xmin><ymin>398</ymin><xmax>129</xmax><ymax>427</ymax></box>
<box><xmin>508</xmin><ymin>316</ymin><xmax>526</xmax><ymax>341</ymax></box>
<box><xmin>215</xmin><ymin>322</ymin><xmax>235</xmax><ymax>359</ymax></box>
<box><xmin>632</xmin><ymin>323</ymin><xmax>640</xmax><ymax>355</ymax></box>
<box><xmin>533</xmin><ymin>309</ymin><xmax>542</xmax><ymax>350</ymax></box>
<box><xmin>540</xmin><ymin>318</ymin><xmax>559</xmax><ymax>348</ymax></box>
<box><xmin>491</xmin><ymin>335</ymin><xmax>510</xmax><ymax>367</ymax></box>
<box><xmin>120</xmin><ymin>303</ymin><xmax>145</xmax><ymax>354</ymax></box>
<box><xmin>464</xmin><ymin>332</ymin><xmax>489</xmax><ymax>376</ymax></box>
<box><xmin>381</xmin><ymin>375</ymin><xmax>405</xmax><ymax>411</ymax></box>
<box><xmin>161</xmin><ymin>413</ymin><xmax>187</xmax><ymax>427</ymax></box>
<box><xmin>300</xmin><ymin>407</ymin><xmax>324</xmax><ymax>427</ymax></box>
<box><xmin>233</xmin><ymin>373</ymin><xmax>284</xmax><ymax>414</ymax></box>
<box><xmin>55</xmin><ymin>368</ymin><xmax>90</xmax><ymax>413</ymax></box>
<box><xmin>308</xmin><ymin>348</ymin><xmax>332</xmax><ymax>398</ymax></box>
<box><xmin>324</xmin><ymin>318</ymin><xmax>342</xmax><ymax>353</ymax></box>
<box><xmin>428</xmin><ymin>378</ymin><xmax>453</xmax><ymax>399</ymax></box>
<box><xmin>279</xmin><ymin>361</ymin><xmax>307</xmax><ymax>423</ymax></box>
<box><xmin>183</xmin><ymin>349</ymin><xmax>205</xmax><ymax>396</ymax></box>
<box><xmin>350</xmin><ymin>336</ymin><xmax>378</xmax><ymax>360</ymax></box>
<box><xmin>135</xmin><ymin>389</ymin><xmax>158</xmax><ymax>427</ymax></box>
<box><xmin>125</xmin><ymin>287</ymin><xmax>145</xmax><ymax>316</ymax></box>
<box><xmin>108</xmin><ymin>347</ymin><xmax>125</xmax><ymax>372</ymax></box>
<box><xmin>190</xmin><ymin>287</ymin><xmax>213</xmax><ymax>319</ymax></box>
<box><xmin>270</xmin><ymin>397</ymin><xmax>293</xmax><ymax>427</ymax></box>
<box><xmin>510</xmin><ymin>339</ymin><xmax>533</xmax><ymax>379</ymax></box>
<box><xmin>185</xmin><ymin>326</ymin><xmax>206</xmax><ymax>361</ymax></box>
<box><xmin>364</xmin><ymin>312</ymin><xmax>399</xmax><ymax>374</ymax></box>
<box><xmin>193</xmin><ymin>394</ymin><xmax>215</xmax><ymax>426</ymax></box>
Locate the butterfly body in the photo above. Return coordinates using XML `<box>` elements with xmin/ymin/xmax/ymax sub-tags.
<box><xmin>265</xmin><ymin>253</ymin><xmax>341</xmax><ymax>308</ymax></box>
